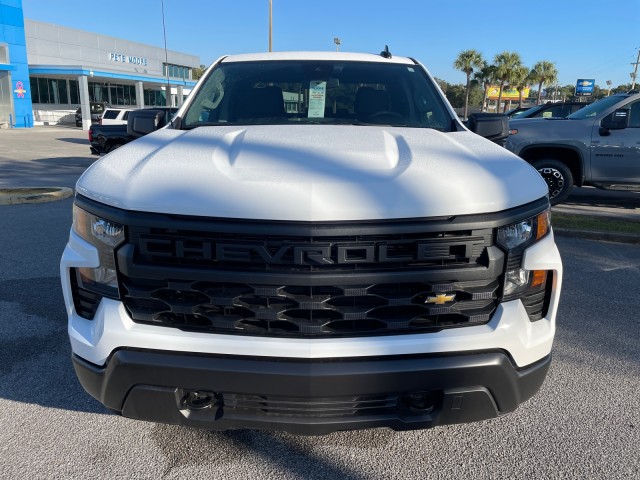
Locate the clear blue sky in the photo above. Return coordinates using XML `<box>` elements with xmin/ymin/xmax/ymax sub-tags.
<box><xmin>22</xmin><ymin>0</ymin><xmax>640</xmax><ymax>89</ymax></box>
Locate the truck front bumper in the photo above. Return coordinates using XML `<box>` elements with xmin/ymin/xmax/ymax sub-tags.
<box><xmin>73</xmin><ymin>349</ymin><xmax>550</xmax><ymax>435</ymax></box>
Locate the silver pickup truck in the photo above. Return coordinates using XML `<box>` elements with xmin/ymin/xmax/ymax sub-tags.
<box><xmin>506</xmin><ymin>92</ymin><xmax>640</xmax><ymax>204</ymax></box>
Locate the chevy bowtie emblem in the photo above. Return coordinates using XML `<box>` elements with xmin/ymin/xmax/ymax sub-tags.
<box><xmin>425</xmin><ymin>293</ymin><xmax>456</xmax><ymax>305</ymax></box>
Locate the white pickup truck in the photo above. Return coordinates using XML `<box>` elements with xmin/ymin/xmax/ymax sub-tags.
<box><xmin>61</xmin><ymin>51</ymin><xmax>562</xmax><ymax>435</ymax></box>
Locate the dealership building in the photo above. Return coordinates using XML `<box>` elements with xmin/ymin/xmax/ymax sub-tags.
<box><xmin>0</xmin><ymin>0</ymin><xmax>199</xmax><ymax>129</ymax></box>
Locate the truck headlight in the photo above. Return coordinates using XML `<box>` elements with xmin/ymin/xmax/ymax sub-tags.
<box><xmin>497</xmin><ymin>210</ymin><xmax>550</xmax><ymax>300</ymax></box>
<box><xmin>72</xmin><ymin>204</ymin><xmax>125</xmax><ymax>298</ymax></box>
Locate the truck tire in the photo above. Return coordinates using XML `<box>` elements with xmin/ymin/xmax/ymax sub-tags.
<box><xmin>532</xmin><ymin>159</ymin><xmax>574</xmax><ymax>205</ymax></box>
<box><xmin>107</xmin><ymin>143</ymin><xmax>123</xmax><ymax>153</ymax></box>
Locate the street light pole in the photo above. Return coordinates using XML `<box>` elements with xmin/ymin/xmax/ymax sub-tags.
<box><xmin>161</xmin><ymin>0</ymin><xmax>171</xmax><ymax>107</ymax></box>
<box><xmin>269</xmin><ymin>0</ymin><xmax>272</xmax><ymax>52</ymax></box>
<box><xmin>333</xmin><ymin>37</ymin><xmax>341</xmax><ymax>52</ymax></box>
<box><xmin>630</xmin><ymin>48</ymin><xmax>640</xmax><ymax>90</ymax></box>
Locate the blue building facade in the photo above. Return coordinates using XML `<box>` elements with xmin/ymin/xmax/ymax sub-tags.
<box><xmin>0</xmin><ymin>1</ymin><xmax>198</xmax><ymax>129</ymax></box>
<box><xmin>0</xmin><ymin>0</ymin><xmax>32</xmax><ymax>127</ymax></box>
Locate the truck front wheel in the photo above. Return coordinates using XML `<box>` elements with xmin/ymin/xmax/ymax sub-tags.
<box><xmin>532</xmin><ymin>159</ymin><xmax>574</xmax><ymax>205</ymax></box>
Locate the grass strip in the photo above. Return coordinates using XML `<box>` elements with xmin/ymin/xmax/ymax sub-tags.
<box><xmin>552</xmin><ymin>213</ymin><xmax>640</xmax><ymax>235</ymax></box>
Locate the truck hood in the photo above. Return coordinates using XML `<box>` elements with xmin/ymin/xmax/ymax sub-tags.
<box><xmin>76</xmin><ymin>125</ymin><xmax>547</xmax><ymax>221</ymax></box>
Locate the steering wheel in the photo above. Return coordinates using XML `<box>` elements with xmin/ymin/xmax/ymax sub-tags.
<box><xmin>368</xmin><ymin>111</ymin><xmax>404</xmax><ymax>120</ymax></box>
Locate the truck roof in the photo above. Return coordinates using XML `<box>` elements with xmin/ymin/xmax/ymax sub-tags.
<box><xmin>220</xmin><ymin>51</ymin><xmax>416</xmax><ymax>65</ymax></box>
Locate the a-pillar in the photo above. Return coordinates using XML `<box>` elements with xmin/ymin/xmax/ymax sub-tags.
<box><xmin>78</xmin><ymin>75</ymin><xmax>91</xmax><ymax>130</ymax></box>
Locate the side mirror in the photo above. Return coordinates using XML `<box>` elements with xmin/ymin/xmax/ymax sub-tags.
<box><xmin>467</xmin><ymin>113</ymin><xmax>509</xmax><ymax>143</ymax></box>
<box><xmin>601</xmin><ymin>109</ymin><xmax>630</xmax><ymax>130</ymax></box>
<box><xmin>127</xmin><ymin>109</ymin><xmax>167</xmax><ymax>138</ymax></box>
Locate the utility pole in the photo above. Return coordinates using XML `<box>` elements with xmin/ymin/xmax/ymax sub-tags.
<box><xmin>269</xmin><ymin>0</ymin><xmax>273</xmax><ymax>52</ymax></box>
<box><xmin>631</xmin><ymin>48</ymin><xmax>640</xmax><ymax>90</ymax></box>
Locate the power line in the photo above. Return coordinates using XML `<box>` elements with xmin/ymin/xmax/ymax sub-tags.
<box><xmin>587</xmin><ymin>48</ymin><xmax>637</xmax><ymax>76</ymax></box>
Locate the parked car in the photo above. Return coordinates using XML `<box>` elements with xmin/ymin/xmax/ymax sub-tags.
<box><xmin>508</xmin><ymin>102</ymin><xmax>589</xmax><ymax>120</ymax></box>
<box><xmin>75</xmin><ymin>102</ymin><xmax>108</xmax><ymax>127</ymax></box>
<box><xmin>100</xmin><ymin>108</ymin><xmax>134</xmax><ymax>125</ymax></box>
<box><xmin>506</xmin><ymin>93</ymin><xmax>640</xmax><ymax>204</ymax></box>
<box><xmin>505</xmin><ymin>106</ymin><xmax>532</xmax><ymax>118</ymax></box>
<box><xmin>62</xmin><ymin>50</ymin><xmax>563</xmax><ymax>435</ymax></box>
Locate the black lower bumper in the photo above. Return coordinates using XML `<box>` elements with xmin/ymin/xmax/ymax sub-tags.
<box><xmin>72</xmin><ymin>350</ymin><xmax>550</xmax><ymax>435</ymax></box>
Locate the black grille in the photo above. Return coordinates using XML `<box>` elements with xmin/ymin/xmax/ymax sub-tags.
<box><xmin>222</xmin><ymin>393</ymin><xmax>398</xmax><ymax>418</ymax></box>
<box><xmin>521</xmin><ymin>273</ymin><xmax>553</xmax><ymax>322</ymax></box>
<box><xmin>70</xmin><ymin>268</ymin><xmax>102</xmax><ymax>320</ymax></box>
<box><xmin>113</xmin><ymin>216</ymin><xmax>505</xmax><ymax>337</ymax></box>
<box><xmin>121</xmin><ymin>278</ymin><xmax>500</xmax><ymax>336</ymax></box>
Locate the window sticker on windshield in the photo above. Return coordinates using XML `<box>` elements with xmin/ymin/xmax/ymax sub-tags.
<box><xmin>407</xmin><ymin>67</ymin><xmax>415</xmax><ymax>72</ymax></box>
<box><xmin>308</xmin><ymin>81</ymin><xmax>327</xmax><ymax>118</ymax></box>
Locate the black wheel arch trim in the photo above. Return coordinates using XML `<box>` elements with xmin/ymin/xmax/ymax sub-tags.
<box><xmin>519</xmin><ymin>143</ymin><xmax>585</xmax><ymax>186</ymax></box>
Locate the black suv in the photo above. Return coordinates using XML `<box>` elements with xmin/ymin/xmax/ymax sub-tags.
<box><xmin>508</xmin><ymin>101</ymin><xmax>589</xmax><ymax>120</ymax></box>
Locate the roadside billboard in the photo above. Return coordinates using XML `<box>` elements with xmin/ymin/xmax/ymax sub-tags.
<box><xmin>575</xmin><ymin>79</ymin><xmax>595</xmax><ymax>96</ymax></box>
<box><xmin>486</xmin><ymin>86</ymin><xmax>530</xmax><ymax>100</ymax></box>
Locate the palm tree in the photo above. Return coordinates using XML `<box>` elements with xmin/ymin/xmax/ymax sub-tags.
<box><xmin>531</xmin><ymin>61</ymin><xmax>558</xmax><ymax>105</ymax></box>
<box><xmin>453</xmin><ymin>50</ymin><xmax>485</xmax><ymax>119</ymax></box>
<box><xmin>493</xmin><ymin>51</ymin><xmax>522</xmax><ymax>113</ymax></box>
<box><xmin>474</xmin><ymin>64</ymin><xmax>497</xmax><ymax>112</ymax></box>
<box><xmin>510</xmin><ymin>65</ymin><xmax>531</xmax><ymax>108</ymax></box>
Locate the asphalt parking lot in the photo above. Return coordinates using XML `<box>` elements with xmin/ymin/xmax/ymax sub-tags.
<box><xmin>0</xmin><ymin>127</ymin><xmax>639</xmax><ymax>478</ymax></box>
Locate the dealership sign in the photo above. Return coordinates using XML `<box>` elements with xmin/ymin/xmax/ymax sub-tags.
<box><xmin>575</xmin><ymin>79</ymin><xmax>595</xmax><ymax>96</ymax></box>
<box><xmin>108</xmin><ymin>52</ymin><xmax>148</xmax><ymax>66</ymax></box>
<box><xmin>487</xmin><ymin>86</ymin><xmax>530</xmax><ymax>100</ymax></box>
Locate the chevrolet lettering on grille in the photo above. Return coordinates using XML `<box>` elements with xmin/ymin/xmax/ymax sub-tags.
<box><xmin>138</xmin><ymin>237</ymin><xmax>480</xmax><ymax>266</ymax></box>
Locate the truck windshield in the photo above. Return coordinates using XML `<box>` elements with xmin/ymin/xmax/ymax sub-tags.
<box><xmin>182</xmin><ymin>60</ymin><xmax>453</xmax><ymax>131</ymax></box>
<box><xmin>568</xmin><ymin>95</ymin><xmax>630</xmax><ymax>120</ymax></box>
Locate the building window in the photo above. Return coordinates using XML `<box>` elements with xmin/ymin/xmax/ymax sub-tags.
<box><xmin>144</xmin><ymin>89</ymin><xmax>165</xmax><ymax>106</ymax></box>
<box><xmin>30</xmin><ymin>78</ymin><xmax>39</xmax><ymax>103</ymax></box>
<box><xmin>37</xmin><ymin>78</ymin><xmax>49</xmax><ymax>103</ymax></box>
<box><xmin>69</xmin><ymin>80</ymin><xmax>80</xmax><ymax>105</ymax></box>
<box><xmin>88</xmin><ymin>82</ymin><xmax>109</xmax><ymax>103</ymax></box>
<box><xmin>30</xmin><ymin>77</ymin><xmax>70</xmax><ymax>104</ymax></box>
<box><xmin>163</xmin><ymin>63</ymin><xmax>192</xmax><ymax>80</ymax></box>
<box><xmin>109</xmin><ymin>83</ymin><xmax>136</xmax><ymax>106</ymax></box>
<box><xmin>0</xmin><ymin>44</ymin><xmax>8</xmax><ymax>64</ymax></box>
<box><xmin>49</xmin><ymin>79</ymin><xmax>68</xmax><ymax>104</ymax></box>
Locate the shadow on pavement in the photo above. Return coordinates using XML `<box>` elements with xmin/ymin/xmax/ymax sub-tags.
<box><xmin>151</xmin><ymin>425</ymin><xmax>383</xmax><ymax>479</ymax></box>
<box><xmin>0</xmin><ymin>156</ymin><xmax>96</xmax><ymax>188</ymax></box>
<box><xmin>57</xmin><ymin>137</ymin><xmax>90</xmax><ymax>145</ymax></box>
<box><xmin>0</xmin><ymin>276</ymin><xmax>108</xmax><ymax>415</ymax></box>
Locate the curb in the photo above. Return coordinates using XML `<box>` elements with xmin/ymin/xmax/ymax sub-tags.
<box><xmin>554</xmin><ymin>227</ymin><xmax>640</xmax><ymax>245</ymax></box>
<box><xmin>0</xmin><ymin>187</ymin><xmax>74</xmax><ymax>205</ymax></box>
